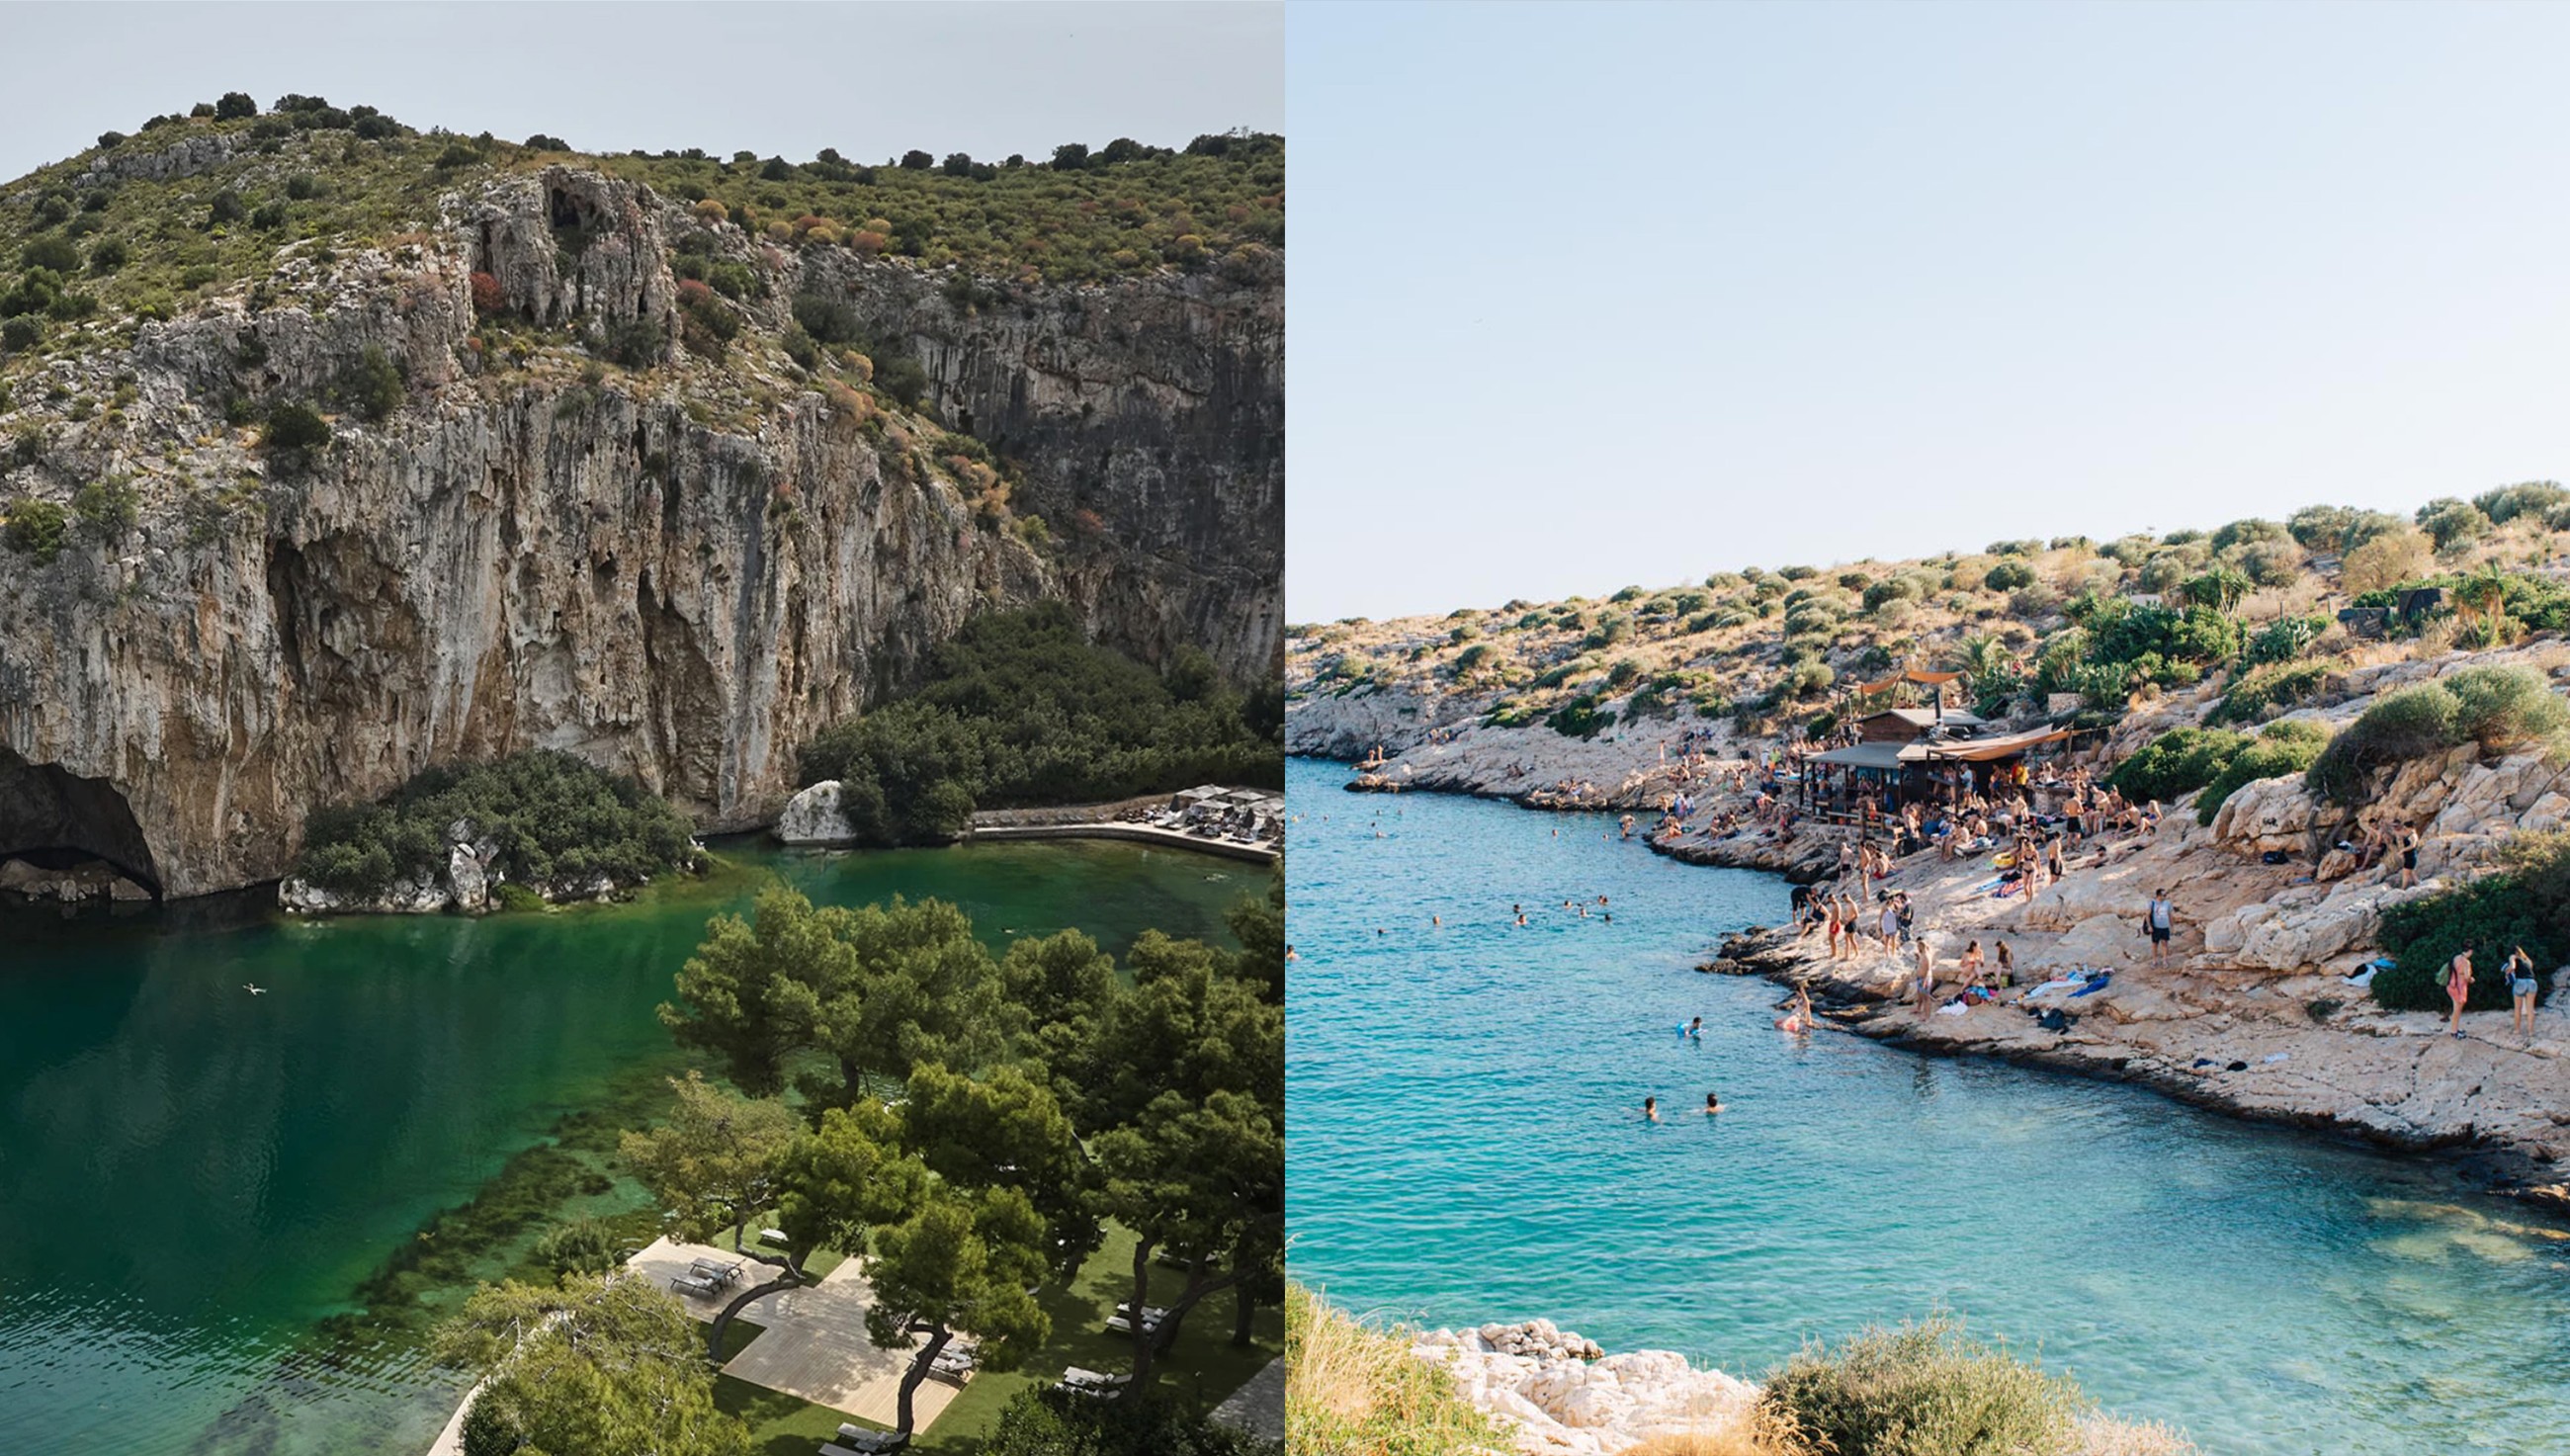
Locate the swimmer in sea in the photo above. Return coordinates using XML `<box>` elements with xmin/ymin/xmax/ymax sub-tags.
<box><xmin>1515</xmin><ymin>911</ymin><xmax>1527</xmax><ymax>925</ymax></box>
<box><xmin>1431</xmin><ymin>914</ymin><xmax>1440</xmax><ymax>927</ymax></box>
<box><xmin>1642</xmin><ymin>1096</ymin><xmax>1661</xmax><ymax>1123</ymax></box>
<box><xmin>1704</xmin><ymin>1091</ymin><xmax>1723</xmax><ymax>1115</ymax></box>
<box><xmin>1682</xmin><ymin>1016</ymin><xmax>1703</xmax><ymax>1039</ymax></box>
<box><xmin>1774</xmin><ymin>985</ymin><xmax>1815</xmax><ymax>1033</ymax></box>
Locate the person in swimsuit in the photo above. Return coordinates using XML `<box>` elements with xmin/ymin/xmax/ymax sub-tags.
<box><xmin>2146</xmin><ymin>891</ymin><xmax>2176</xmax><ymax>968</ymax></box>
<box><xmin>2397</xmin><ymin>824</ymin><xmax>2421</xmax><ymax>890</ymax></box>
<box><xmin>1682</xmin><ymin>1016</ymin><xmax>1703</xmax><ymax>1040</ymax></box>
<box><xmin>1703</xmin><ymin>1090</ymin><xmax>1724</xmax><ymax>1114</ymax></box>
<box><xmin>1775</xmin><ymin>984</ymin><xmax>1815</xmax><ymax>1033</ymax></box>
<box><xmin>2446</xmin><ymin>945</ymin><xmax>2474</xmax><ymax>1039</ymax></box>
<box><xmin>1913</xmin><ymin>937</ymin><xmax>1936</xmax><ymax>1015</ymax></box>
<box><xmin>2508</xmin><ymin>945</ymin><xmax>2539</xmax><ymax>1037</ymax></box>
<box><xmin>1642</xmin><ymin>1095</ymin><xmax>1661</xmax><ymax>1123</ymax></box>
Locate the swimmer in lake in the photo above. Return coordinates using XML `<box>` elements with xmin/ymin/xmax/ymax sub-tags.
<box><xmin>1642</xmin><ymin>1095</ymin><xmax>1661</xmax><ymax>1122</ymax></box>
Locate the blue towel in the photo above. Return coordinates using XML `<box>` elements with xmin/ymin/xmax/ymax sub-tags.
<box><xmin>2072</xmin><ymin>971</ymin><xmax>2113</xmax><ymax>997</ymax></box>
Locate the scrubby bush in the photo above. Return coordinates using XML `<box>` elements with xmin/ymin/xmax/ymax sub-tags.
<box><xmin>86</xmin><ymin>237</ymin><xmax>128</xmax><ymax>274</ymax></box>
<box><xmin>2110</xmin><ymin>726</ymin><xmax>2250</xmax><ymax>804</ymax></box>
<box><xmin>795</xmin><ymin>603</ymin><xmax>1276</xmax><ymax>843</ymax></box>
<box><xmin>1759</xmin><ymin>1316</ymin><xmax>2088</xmax><ymax>1456</ymax></box>
<box><xmin>336</xmin><ymin>344</ymin><xmax>403</xmax><ymax>420</ymax></box>
<box><xmin>1983</xmin><ymin>559</ymin><xmax>2034</xmax><ymax>591</ymax></box>
<box><xmin>71</xmin><ymin>475</ymin><xmax>137</xmax><ymax>537</ymax></box>
<box><xmin>600</xmin><ymin>316</ymin><xmax>664</xmax><ymax>369</ymax></box>
<box><xmin>2343</xmin><ymin>527</ymin><xmax>2435</xmax><ymax>593</ymax></box>
<box><xmin>263</xmin><ymin>399</ymin><xmax>331</xmax><ymax>457</ymax></box>
<box><xmin>2242</xmin><ymin>615</ymin><xmax>2328</xmax><ymax>666</ymax></box>
<box><xmin>2196</xmin><ymin>720</ymin><xmax>2330</xmax><ymax>824</ymax></box>
<box><xmin>1549</xmin><ymin>694</ymin><xmax>1613</xmax><ymax>739</ymax></box>
<box><xmin>2442</xmin><ymin>664</ymin><xmax>2570</xmax><ymax>752</ymax></box>
<box><xmin>2209</xmin><ymin>659</ymin><xmax>2330</xmax><ymax>726</ymax></box>
<box><xmin>3</xmin><ymin>498</ymin><xmax>70</xmax><ymax>562</ymax></box>
<box><xmin>2305</xmin><ymin>683</ymin><xmax>2461</xmax><ymax>804</ymax></box>
<box><xmin>293</xmin><ymin>748</ymin><xmax>697</xmax><ymax>898</ymax></box>
<box><xmin>2373</xmin><ymin>862</ymin><xmax>2558</xmax><ymax>1014</ymax></box>
<box><xmin>2415</xmin><ymin>496</ymin><xmax>2492</xmax><ymax>552</ymax></box>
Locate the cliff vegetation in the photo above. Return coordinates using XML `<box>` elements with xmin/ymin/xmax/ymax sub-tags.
<box><xmin>796</xmin><ymin>603</ymin><xmax>1285</xmax><ymax>844</ymax></box>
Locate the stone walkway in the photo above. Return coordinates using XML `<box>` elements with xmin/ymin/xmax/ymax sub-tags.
<box><xmin>634</xmin><ymin>1237</ymin><xmax>964</xmax><ymax>1430</ymax></box>
<box><xmin>1210</xmin><ymin>1356</ymin><xmax>1285</xmax><ymax>1442</ymax></box>
<box><xmin>425</xmin><ymin>1242</ymin><xmax>958</xmax><ymax>1454</ymax></box>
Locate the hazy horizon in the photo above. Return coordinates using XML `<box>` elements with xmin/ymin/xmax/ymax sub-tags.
<box><xmin>0</xmin><ymin>2</ymin><xmax>1282</xmax><ymax>187</ymax></box>
<box><xmin>1287</xmin><ymin>1</ymin><xmax>2570</xmax><ymax>622</ymax></box>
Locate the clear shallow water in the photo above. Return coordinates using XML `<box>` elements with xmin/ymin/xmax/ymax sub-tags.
<box><xmin>0</xmin><ymin>837</ymin><xmax>1248</xmax><ymax>1456</ymax></box>
<box><xmin>1284</xmin><ymin>757</ymin><xmax>2570</xmax><ymax>1455</ymax></box>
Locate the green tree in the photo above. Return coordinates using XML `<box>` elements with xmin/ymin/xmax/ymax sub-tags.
<box><xmin>865</xmin><ymin>1183</ymin><xmax>1053</xmax><ymax>1435</ymax></box>
<box><xmin>661</xmin><ymin>890</ymin><xmax>1019</xmax><ymax>1107</ymax></box>
<box><xmin>903</xmin><ymin>1061</ymin><xmax>1100</xmax><ymax>1278</ymax></box>
<box><xmin>1068</xmin><ymin>932</ymin><xmax>1284</xmax><ymax>1380</ymax></box>
<box><xmin>620</xmin><ymin>1071</ymin><xmax>802</xmax><ymax>1250</ymax></box>
<box><xmin>436</xmin><ymin>1273</ymin><xmax>749</xmax><ymax>1456</ymax></box>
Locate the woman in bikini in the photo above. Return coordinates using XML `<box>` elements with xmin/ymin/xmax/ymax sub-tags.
<box><xmin>2446</xmin><ymin>944</ymin><xmax>2474</xmax><ymax>1039</ymax></box>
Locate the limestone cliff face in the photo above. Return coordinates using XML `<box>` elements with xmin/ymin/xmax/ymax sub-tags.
<box><xmin>0</xmin><ymin>167</ymin><xmax>1279</xmax><ymax>897</ymax></box>
<box><xmin>805</xmin><ymin>253</ymin><xmax>1283</xmax><ymax>681</ymax></box>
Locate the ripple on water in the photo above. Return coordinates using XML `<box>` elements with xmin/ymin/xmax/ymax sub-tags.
<box><xmin>1285</xmin><ymin>758</ymin><xmax>2570</xmax><ymax>1456</ymax></box>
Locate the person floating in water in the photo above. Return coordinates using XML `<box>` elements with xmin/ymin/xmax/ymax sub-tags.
<box><xmin>1703</xmin><ymin>1090</ymin><xmax>1724</xmax><ymax>1114</ymax></box>
<box><xmin>1680</xmin><ymin>1016</ymin><xmax>1703</xmax><ymax>1039</ymax></box>
<box><xmin>1642</xmin><ymin>1095</ymin><xmax>1661</xmax><ymax>1123</ymax></box>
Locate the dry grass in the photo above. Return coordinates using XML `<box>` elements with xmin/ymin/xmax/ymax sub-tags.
<box><xmin>1614</xmin><ymin>1409</ymin><xmax>1817</xmax><ymax>1456</ymax></box>
<box><xmin>1286</xmin><ymin>1283</ymin><xmax>1508</xmax><ymax>1456</ymax></box>
<box><xmin>2072</xmin><ymin>1414</ymin><xmax>2201</xmax><ymax>1456</ymax></box>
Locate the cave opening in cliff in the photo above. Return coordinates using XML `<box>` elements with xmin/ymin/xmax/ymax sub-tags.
<box><xmin>0</xmin><ymin>748</ymin><xmax>161</xmax><ymax>899</ymax></box>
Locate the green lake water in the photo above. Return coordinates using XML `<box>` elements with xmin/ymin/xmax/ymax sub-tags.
<box><xmin>0</xmin><ymin>836</ymin><xmax>1250</xmax><ymax>1456</ymax></box>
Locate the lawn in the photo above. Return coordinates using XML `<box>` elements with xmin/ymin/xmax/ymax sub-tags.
<box><xmin>711</xmin><ymin>1224</ymin><xmax>1281</xmax><ymax>1456</ymax></box>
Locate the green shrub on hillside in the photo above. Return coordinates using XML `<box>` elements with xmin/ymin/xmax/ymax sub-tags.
<box><xmin>2209</xmin><ymin>659</ymin><xmax>2331</xmax><ymax>726</ymax></box>
<box><xmin>2195</xmin><ymin>720</ymin><xmax>2330</xmax><ymax>824</ymax></box>
<box><xmin>294</xmin><ymin>749</ymin><xmax>698</xmax><ymax>898</ymax></box>
<box><xmin>2305</xmin><ymin>684</ymin><xmax>2458</xmax><ymax>805</ymax></box>
<box><xmin>2110</xmin><ymin>726</ymin><xmax>2249</xmax><ymax>804</ymax></box>
<box><xmin>794</xmin><ymin>603</ymin><xmax>1277</xmax><ymax>844</ymax></box>
<box><xmin>1759</xmin><ymin>1316</ymin><xmax>2089</xmax><ymax>1456</ymax></box>
<box><xmin>2373</xmin><ymin>867</ymin><xmax>2557</xmax><ymax>1014</ymax></box>
<box><xmin>1549</xmin><ymin>694</ymin><xmax>1613</xmax><ymax>739</ymax></box>
<box><xmin>3</xmin><ymin>497</ymin><xmax>69</xmax><ymax>562</ymax></box>
<box><xmin>2306</xmin><ymin>667</ymin><xmax>2566</xmax><ymax>805</ymax></box>
<box><xmin>2243</xmin><ymin>615</ymin><xmax>2328</xmax><ymax>666</ymax></box>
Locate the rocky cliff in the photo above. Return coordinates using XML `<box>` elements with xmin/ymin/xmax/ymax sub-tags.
<box><xmin>0</xmin><ymin>163</ymin><xmax>1280</xmax><ymax>898</ymax></box>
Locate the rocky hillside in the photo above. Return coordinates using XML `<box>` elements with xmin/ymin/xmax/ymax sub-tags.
<box><xmin>0</xmin><ymin>103</ymin><xmax>1281</xmax><ymax>897</ymax></box>
<box><xmin>1289</xmin><ymin>495</ymin><xmax>2570</xmax><ymax>1208</ymax></box>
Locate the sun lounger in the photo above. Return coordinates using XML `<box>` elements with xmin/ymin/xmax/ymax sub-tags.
<box><xmin>758</xmin><ymin>1228</ymin><xmax>791</xmax><ymax>1247</ymax></box>
<box><xmin>690</xmin><ymin>1256</ymin><xmax>744</xmax><ymax>1285</ymax></box>
<box><xmin>1104</xmin><ymin>1303</ymin><xmax>1169</xmax><ymax>1335</ymax></box>
<box><xmin>834</xmin><ymin>1423</ymin><xmax>909</xmax><ymax>1453</ymax></box>
<box><xmin>1057</xmin><ymin>1366</ymin><xmax>1132</xmax><ymax>1395</ymax></box>
<box><xmin>671</xmin><ymin>1273</ymin><xmax>723</xmax><ymax>1299</ymax></box>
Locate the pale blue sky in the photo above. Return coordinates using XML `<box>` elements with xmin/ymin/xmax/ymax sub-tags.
<box><xmin>0</xmin><ymin>2</ymin><xmax>1281</xmax><ymax>186</ymax></box>
<box><xmin>1286</xmin><ymin>1</ymin><xmax>2570</xmax><ymax>621</ymax></box>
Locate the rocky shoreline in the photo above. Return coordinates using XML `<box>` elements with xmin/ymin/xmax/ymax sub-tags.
<box><xmin>1286</xmin><ymin>646</ymin><xmax>2570</xmax><ymax>1222</ymax></box>
<box><xmin>1406</xmin><ymin>1318</ymin><xmax>2187</xmax><ymax>1456</ymax></box>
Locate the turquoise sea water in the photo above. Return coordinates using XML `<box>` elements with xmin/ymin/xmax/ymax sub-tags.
<box><xmin>1284</xmin><ymin>756</ymin><xmax>2570</xmax><ymax>1454</ymax></box>
<box><xmin>0</xmin><ymin>837</ymin><xmax>1248</xmax><ymax>1456</ymax></box>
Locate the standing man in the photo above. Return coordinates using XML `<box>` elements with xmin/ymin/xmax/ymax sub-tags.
<box><xmin>2145</xmin><ymin>889</ymin><xmax>2176</xmax><ymax>968</ymax></box>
